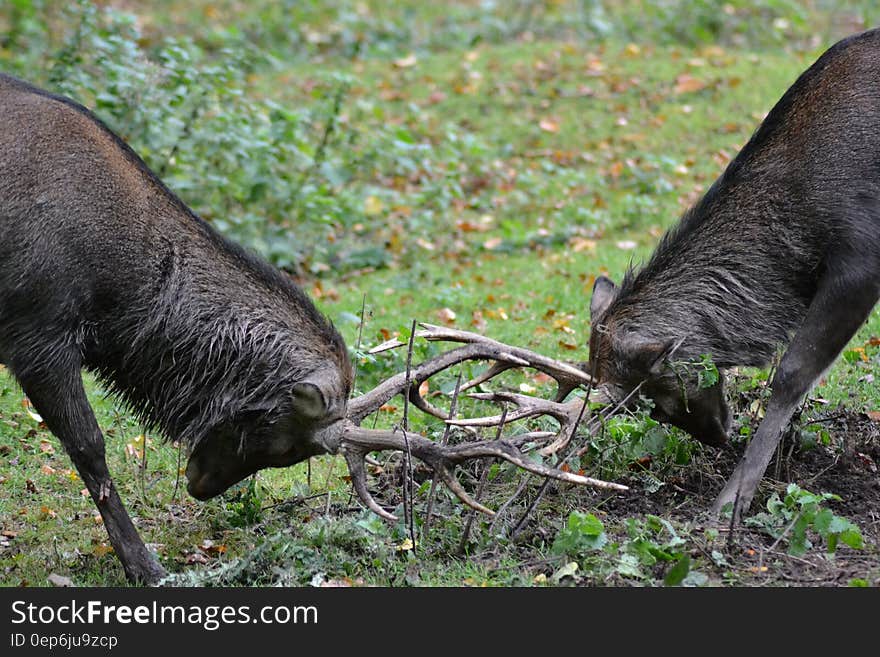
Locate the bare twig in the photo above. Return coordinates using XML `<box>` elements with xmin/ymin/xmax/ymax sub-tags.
<box><xmin>422</xmin><ymin>370</ymin><xmax>463</xmax><ymax>542</ymax></box>
<box><xmin>459</xmin><ymin>406</ymin><xmax>508</xmax><ymax>552</ymax></box>
<box><xmin>401</xmin><ymin>319</ymin><xmax>417</xmax><ymax>549</ymax></box>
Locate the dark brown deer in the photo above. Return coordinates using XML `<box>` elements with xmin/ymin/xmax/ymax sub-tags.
<box><xmin>0</xmin><ymin>74</ymin><xmax>623</xmax><ymax>584</ymax></box>
<box><xmin>588</xmin><ymin>28</ymin><xmax>880</xmax><ymax>522</ymax></box>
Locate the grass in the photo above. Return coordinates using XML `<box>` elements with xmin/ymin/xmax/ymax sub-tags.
<box><xmin>1</xmin><ymin>1</ymin><xmax>879</xmax><ymax>587</ymax></box>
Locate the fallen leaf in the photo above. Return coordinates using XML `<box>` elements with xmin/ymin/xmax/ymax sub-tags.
<box><xmin>482</xmin><ymin>237</ymin><xmax>502</xmax><ymax>250</ymax></box>
<box><xmin>393</xmin><ymin>53</ymin><xmax>418</xmax><ymax>68</ymax></box>
<box><xmin>437</xmin><ymin>307</ymin><xmax>457</xmax><ymax>325</ymax></box>
<box><xmin>40</xmin><ymin>464</ymin><xmax>56</xmax><ymax>476</ymax></box>
<box><xmin>674</xmin><ymin>74</ymin><xmax>705</xmax><ymax>94</ymax></box>
<box><xmin>539</xmin><ymin>118</ymin><xmax>559</xmax><ymax>133</ymax></box>
<box><xmin>867</xmin><ymin>411</ymin><xmax>880</xmax><ymax>422</ymax></box>
<box><xmin>39</xmin><ymin>441</ymin><xmax>54</xmax><ymax>455</ymax></box>
<box><xmin>471</xmin><ymin>310</ymin><xmax>487</xmax><ymax>331</ymax></box>
<box><xmin>616</xmin><ymin>240</ymin><xmax>637</xmax><ymax>250</ymax></box>
<box><xmin>22</xmin><ymin>398</ymin><xmax>43</xmax><ymax>423</ymax></box>
<box><xmin>88</xmin><ymin>543</ymin><xmax>112</xmax><ymax>556</ymax></box>
<box><xmin>570</xmin><ymin>237</ymin><xmax>596</xmax><ymax>252</ymax></box>
<box><xmin>363</xmin><ymin>195</ymin><xmax>384</xmax><ymax>216</ymax></box>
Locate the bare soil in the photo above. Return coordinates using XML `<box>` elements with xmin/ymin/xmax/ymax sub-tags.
<box><xmin>595</xmin><ymin>409</ymin><xmax>880</xmax><ymax>586</ymax></box>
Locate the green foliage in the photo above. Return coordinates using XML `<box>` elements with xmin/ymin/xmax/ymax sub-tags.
<box><xmin>745</xmin><ymin>484</ymin><xmax>864</xmax><ymax>557</ymax></box>
<box><xmin>222</xmin><ymin>477</ymin><xmax>264</xmax><ymax>528</ymax></box>
<box><xmin>552</xmin><ymin>511</ymin><xmax>608</xmax><ymax>556</ymax></box>
<box><xmin>580</xmin><ymin>410</ymin><xmax>695</xmax><ymax>484</ymax></box>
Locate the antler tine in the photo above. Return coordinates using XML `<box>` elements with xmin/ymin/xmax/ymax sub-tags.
<box><xmin>341</xmin><ymin>447</ymin><xmax>397</xmax><ymax>521</ymax></box>
<box><xmin>457</xmin><ymin>361</ymin><xmax>517</xmax><ymax>393</ymax></box>
<box><xmin>449</xmin><ymin>391</ymin><xmax>578</xmax><ymax>426</ymax></box>
<box><xmin>416</xmin><ymin>322</ymin><xmax>592</xmax><ymax>396</ymax></box>
<box><xmin>339</xmin><ymin>423</ymin><xmax>627</xmax><ymax>520</ymax></box>
<box><xmin>355</xmin><ymin>324</ymin><xmax>593</xmax><ymax>424</ymax></box>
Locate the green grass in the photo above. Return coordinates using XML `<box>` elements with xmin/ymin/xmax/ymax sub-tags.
<box><xmin>1</xmin><ymin>1</ymin><xmax>879</xmax><ymax>587</ymax></box>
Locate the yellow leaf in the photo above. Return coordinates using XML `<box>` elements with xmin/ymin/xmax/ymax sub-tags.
<box><xmin>364</xmin><ymin>195</ymin><xmax>384</xmax><ymax>216</ymax></box>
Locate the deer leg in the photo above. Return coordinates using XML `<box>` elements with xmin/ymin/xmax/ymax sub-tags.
<box><xmin>14</xmin><ymin>359</ymin><xmax>166</xmax><ymax>584</ymax></box>
<box><xmin>712</xmin><ymin>262</ymin><xmax>879</xmax><ymax>521</ymax></box>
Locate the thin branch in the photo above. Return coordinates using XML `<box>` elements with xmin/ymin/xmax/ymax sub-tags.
<box><xmin>459</xmin><ymin>406</ymin><xmax>508</xmax><ymax>553</ymax></box>
<box><xmin>422</xmin><ymin>370</ymin><xmax>463</xmax><ymax>542</ymax></box>
<box><xmin>401</xmin><ymin>319</ymin><xmax>418</xmax><ymax>549</ymax></box>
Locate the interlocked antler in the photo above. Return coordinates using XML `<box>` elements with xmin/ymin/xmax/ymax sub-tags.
<box><xmin>337</xmin><ymin>323</ymin><xmax>627</xmax><ymax>521</ymax></box>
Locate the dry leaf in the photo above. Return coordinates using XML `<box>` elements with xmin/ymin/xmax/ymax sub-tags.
<box><xmin>674</xmin><ymin>74</ymin><xmax>706</xmax><ymax>94</ymax></box>
<box><xmin>539</xmin><ymin>118</ymin><xmax>560</xmax><ymax>133</ymax></box>
<box><xmin>437</xmin><ymin>307</ymin><xmax>457</xmax><ymax>325</ymax></box>
<box><xmin>393</xmin><ymin>53</ymin><xmax>418</xmax><ymax>68</ymax></box>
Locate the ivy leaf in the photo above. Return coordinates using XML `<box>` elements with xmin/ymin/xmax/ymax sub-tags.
<box><xmin>664</xmin><ymin>555</ymin><xmax>690</xmax><ymax>586</ymax></box>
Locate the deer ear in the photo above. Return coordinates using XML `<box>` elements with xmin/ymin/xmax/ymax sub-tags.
<box><xmin>590</xmin><ymin>276</ymin><xmax>618</xmax><ymax>320</ymax></box>
<box><xmin>618</xmin><ymin>335</ymin><xmax>676</xmax><ymax>376</ymax></box>
<box><xmin>291</xmin><ymin>368</ymin><xmax>342</xmax><ymax>420</ymax></box>
<box><xmin>291</xmin><ymin>382</ymin><xmax>327</xmax><ymax>420</ymax></box>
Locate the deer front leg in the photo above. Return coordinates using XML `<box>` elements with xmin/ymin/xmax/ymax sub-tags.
<box><xmin>14</xmin><ymin>360</ymin><xmax>166</xmax><ymax>584</ymax></box>
<box><xmin>713</xmin><ymin>260</ymin><xmax>879</xmax><ymax>522</ymax></box>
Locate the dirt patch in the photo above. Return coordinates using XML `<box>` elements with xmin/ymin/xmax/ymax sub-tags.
<box><xmin>592</xmin><ymin>409</ymin><xmax>880</xmax><ymax>586</ymax></box>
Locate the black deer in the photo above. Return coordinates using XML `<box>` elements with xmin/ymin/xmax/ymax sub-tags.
<box><xmin>588</xmin><ymin>29</ymin><xmax>880</xmax><ymax>521</ymax></box>
<box><xmin>0</xmin><ymin>73</ymin><xmax>353</xmax><ymax>583</ymax></box>
<box><xmin>0</xmin><ymin>73</ymin><xmax>616</xmax><ymax>584</ymax></box>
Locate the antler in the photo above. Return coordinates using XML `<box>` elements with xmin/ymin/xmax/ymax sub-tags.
<box><xmin>339</xmin><ymin>425</ymin><xmax>624</xmax><ymax>521</ymax></box>
<box><xmin>339</xmin><ymin>322</ymin><xmax>626</xmax><ymax>521</ymax></box>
